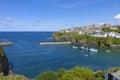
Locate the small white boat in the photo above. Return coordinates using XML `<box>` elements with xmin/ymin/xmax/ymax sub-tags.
<box><xmin>84</xmin><ymin>54</ymin><xmax>88</xmax><ymax>57</ymax></box>
<box><xmin>72</xmin><ymin>46</ymin><xmax>78</xmax><ymax>49</ymax></box>
<box><xmin>80</xmin><ymin>47</ymin><xmax>85</xmax><ymax>50</ymax></box>
<box><xmin>80</xmin><ymin>47</ymin><xmax>88</xmax><ymax>50</ymax></box>
<box><xmin>89</xmin><ymin>48</ymin><xmax>98</xmax><ymax>52</ymax></box>
<box><xmin>106</xmin><ymin>50</ymin><xmax>111</xmax><ymax>52</ymax></box>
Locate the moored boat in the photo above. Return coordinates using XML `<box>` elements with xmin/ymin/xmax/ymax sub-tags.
<box><xmin>84</xmin><ymin>54</ymin><xmax>88</xmax><ymax>57</ymax></box>
<box><xmin>80</xmin><ymin>47</ymin><xmax>85</xmax><ymax>50</ymax></box>
<box><xmin>106</xmin><ymin>50</ymin><xmax>111</xmax><ymax>52</ymax></box>
<box><xmin>80</xmin><ymin>47</ymin><xmax>88</xmax><ymax>50</ymax></box>
<box><xmin>72</xmin><ymin>46</ymin><xmax>78</xmax><ymax>49</ymax></box>
<box><xmin>89</xmin><ymin>48</ymin><xmax>98</xmax><ymax>52</ymax></box>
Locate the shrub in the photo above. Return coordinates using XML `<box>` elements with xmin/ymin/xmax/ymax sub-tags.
<box><xmin>36</xmin><ymin>71</ymin><xmax>58</xmax><ymax>80</ymax></box>
<box><xmin>0</xmin><ymin>73</ymin><xmax>28</xmax><ymax>80</ymax></box>
<box><xmin>60</xmin><ymin>66</ymin><xmax>94</xmax><ymax>80</ymax></box>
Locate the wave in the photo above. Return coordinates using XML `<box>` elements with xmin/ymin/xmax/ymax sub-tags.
<box><xmin>15</xmin><ymin>44</ymin><xmax>24</xmax><ymax>49</ymax></box>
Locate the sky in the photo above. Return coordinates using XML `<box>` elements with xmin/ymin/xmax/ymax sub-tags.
<box><xmin>0</xmin><ymin>0</ymin><xmax>120</xmax><ymax>31</ymax></box>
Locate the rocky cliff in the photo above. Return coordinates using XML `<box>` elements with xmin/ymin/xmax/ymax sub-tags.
<box><xmin>0</xmin><ymin>47</ymin><xmax>9</xmax><ymax>75</ymax></box>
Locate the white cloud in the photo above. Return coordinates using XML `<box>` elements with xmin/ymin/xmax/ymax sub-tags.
<box><xmin>115</xmin><ymin>14</ymin><xmax>120</xmax><ymax>21</ymax></box>
<box><xmin>4</xmin><ymin>17</ymin><xmax>12</xmax><ymax>21</ymax></box>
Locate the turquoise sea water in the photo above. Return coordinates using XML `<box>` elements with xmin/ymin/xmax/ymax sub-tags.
<box><xmin>0</xmin><ymin>32</ymin><xmax>120</xmax><ymax>78</ymax></box>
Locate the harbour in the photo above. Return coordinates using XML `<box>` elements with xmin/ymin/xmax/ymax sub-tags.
<box><xmin>1</xmin><ymin>32</ymin><xmax>120</xmax><ymax>78</ymax></box>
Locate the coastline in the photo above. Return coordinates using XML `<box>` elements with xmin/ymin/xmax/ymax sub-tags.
<box><xmin>52</xmin><ymin>32</ymin><xmax>120</xmax><ymax>50</ymax></box>
<box><xmin>1</xmin><ymin>32</ymin><xmax>120</xmax><ymax>79</ymax></box>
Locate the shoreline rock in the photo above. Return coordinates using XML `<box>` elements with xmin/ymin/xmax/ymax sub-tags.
<box><xmin>0</xmin><ymin>47</ymin><xmax>14</xmax><ymax>76</ymax></box>
<box><xmin>0</xmin><ymin>47</ymin><xmax>9</xmax><ymax>75</ymax></box>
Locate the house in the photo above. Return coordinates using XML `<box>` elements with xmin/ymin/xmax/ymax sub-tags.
<box><xmin>91</xmin><ymin>32</ymin><xmax>120</xmax><ymax>38</ymax></box>
<box><xmin>105</xmin><ymin>70</ymin><xmax>120</xmax><ymax>80</ymax></box>
<box><xmin>91</xmin><ymin>32</ymin><xmax>107</xmax><ymax>37</ymax></box>
<box><xmin>64</xmin><ymin>28</ymin><xmax>73</xmax><ymax>33</ymax></box>
<box><xmin>108</xmin><ymin>32</ymin><xmax>120</xmax><ymax>38</ymax></box>
<box><xmin>108</xmin><ymin>32</ymin><xmax>116</xmax><ymax>38</ymax></box>
<box><xmin>115</xmin><ymin>34</ymin><xmax>120</xmax><ymax>38</ymax></box>
<box><xmin>78</xmin><ymin>30</ymin><xmax>84</xmax><ymax>35</ymax></box>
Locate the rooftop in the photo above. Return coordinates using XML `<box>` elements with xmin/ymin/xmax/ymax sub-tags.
<box><xmin>111</xmin><ymin>70</ymin><xmax>120</xmax><ymax>79</ymax></box>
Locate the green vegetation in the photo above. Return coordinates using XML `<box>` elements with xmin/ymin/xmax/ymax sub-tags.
<box><xmin>102</xmin><ymin>27</ymin><xmax>112</xmax><ymax>32</ymax></box>
<box><xmin>53</xmin><ymin>32</ymin><xmax>78</xmax><ymax>42</ymax></box>
<box><xmin>77</xmin><ymin>35</ymin><xmax>120</xmax><ymax>48</ymax></box>
<box><xmin>0</xmin><ymin>47</ymin><xmax>5</xmax><ymax>57</ymax></box>
<box><xmin>37</xmin><ymin>71</ymin><xmax>58</xmax><ymax>80</ymax></box>
<box><xmin>36</xmin><ymin>66</ymin><xmax>120</xmax><ymax>80</ymax></box>
<box><xmin>0</xmin><ymin>47</ymin><xmax>9</xmax><ymax>75</ymax></box>
<box><xmin>36</xmin><ymin>66</ymin><xmax>105</xmax><ymax>80</ymax></box>
<box><xmin>0</xmin><ymin>73</ymin><xmax>28</xmax><ymax>80</ymax></box>
<box><xmin>53</xmin><ymin>32</ymin><xmax>120</xmax><ymax>48</ymax></box>
<box><xmin>102</xmin><ymin>27</ymin><xmax>120</xmax><ymax>33</ymax></box>
<box><xmin>53</xmin><ymin>24</ymin><xmax>120</xmax><ymax>48</ymax></box>
<box><xmin>59</xmin><ymin>66</ymin><xmax>95</xmax><ymax>80</ymax></box>
<box><xmin>107</xmin><ymin>67</ymin><xmax>120</xmax><ymax>72</ymax></box>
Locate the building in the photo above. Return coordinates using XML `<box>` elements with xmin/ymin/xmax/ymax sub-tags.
<box><xmin>78</xmin><ymin>30</ymin><xmax>84</xmax><ymax>35</ymax></box>
<box><xmin>108</xmin><ymin>32</ymin><xmax>120</xmax><ymax>38</ymax></box>
<box><xmin>91</xmin><ymin>32</ymin><xmax>107</xmax><ymax>37</ymax></box>
<box><xmin>105</xmin><ymin>70</ymin><xmax>120</xmax><ymax>80</ymax></box>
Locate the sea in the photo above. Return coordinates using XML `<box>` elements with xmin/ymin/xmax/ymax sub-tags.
<box><xmin>0</xmin><ymin>32</ymin><xmax>120</xmax><ymax>79</ymax></box>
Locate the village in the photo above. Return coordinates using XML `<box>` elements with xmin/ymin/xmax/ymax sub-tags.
<box><xmin>60</xmin><ymin>23</ymin><xmax>120</xmax><ymax>39</ymax></box>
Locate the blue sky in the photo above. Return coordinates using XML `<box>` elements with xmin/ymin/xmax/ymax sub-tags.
<box><xmin>0</xmin><ymin>0</ymin><xmax>120</xmax><ymax>31</ymax></box>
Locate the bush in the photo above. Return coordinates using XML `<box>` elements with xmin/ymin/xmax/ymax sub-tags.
<box><xmin>60</xmin><ymin>66</ymin><xmax>95</xmax><ymax>80</ymax></box>
<box><xmin>36</xmin><ymin>66</ymin><xmax>106</xmax><ymax>80</ymax></box>
<box><xmin>36</xmin><ymin>71</ymin><xmax>58</xmax><ymax>80</ymax></box>
<box><xmin>94</xmin><ymin>70</ymin><xmax>105</xmax><ymax>79</ymax></box>
<box><xmin>0</xmin><ymin>73</ymin><xmax>28</xmax><ymax>80</ymax></box>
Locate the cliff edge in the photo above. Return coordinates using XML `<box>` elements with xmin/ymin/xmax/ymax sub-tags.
<box><xmin>0</xmin><ymin>47</ymin><xmax>9</xmax><ymax>75</ymax></box>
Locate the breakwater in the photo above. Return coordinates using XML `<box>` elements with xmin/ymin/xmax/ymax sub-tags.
<box><xmin>40</xmin><ymin>41</ymin><xmax>71</xmax><ymax>45</ymax></box>
<box><xmin>0</xmin><ymin>42</ymin><xmax>13</xmax><ymax>46</ymax></box>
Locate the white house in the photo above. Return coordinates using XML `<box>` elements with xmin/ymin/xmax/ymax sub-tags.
<box><xmin>78</xmin><ymin>30</ymin><xmax>85</xmax><ymax>35</ymax></box>
<box><xmin>108</xmin><ymin>32</ymin><xmax>120</xmax><ymax>38</ymax></box>
<box><xmin>64</xmin><ymin>28</ymin><xmax>73</xmax><ymax>33</ymax></box>
<box><xmin>108</xmin><ymin>32</ymin><xmax>116</xmax><ymax>37</ymax></box>
<box><xmin>91</xmin><ymin>32</ymin><xmax>107</xmax><ymax>37</ymax></box>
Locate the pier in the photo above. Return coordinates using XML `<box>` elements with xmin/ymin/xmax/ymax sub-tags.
<box><xmin>40</xmin><ymin>41</ymin><xmax>71</xmax><ymax>45</ymax></box>
<box><xmin>0</xmin><ymin>42</ymin><xmax>13</xmax><ymax>46</ymax></box>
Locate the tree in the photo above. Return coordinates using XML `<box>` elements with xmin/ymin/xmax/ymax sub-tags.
<box><xmin>58</xmin><ymin>68</ymin><xmax>66</xmax><ymax>80</ymax></box>
<box><xmin>102</xmin><ymin>28</ymin><xmax>111</xmax><ymax>32</ymax></box>
<box><xmin>36</xmin><ymin>71</ymin><xmax>58</xmax><ymax>80</ymax></box>
<box><xmin>60</xmin><ymin>66</ymin><xmax>95</xmax><ymax>80</ymax></box>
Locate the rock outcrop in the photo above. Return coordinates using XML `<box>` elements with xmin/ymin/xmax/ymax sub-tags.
<box><xmin>0</xmin><ymin>47</ymin><xmax>9</xmax><ymax>75</ymax></box>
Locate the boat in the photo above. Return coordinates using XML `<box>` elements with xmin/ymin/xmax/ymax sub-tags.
<box><xmin>89</xmin><ymin>48</ymin><xmax>98</xmax><ymax>52</ymax></box>
<box><xmin>84</xmin><ymin>54</ymin><xmax>88</xmax><ymax>57</ymax></box>
<box><xmin>72</xmin><ymin>46</ymin><xmax>78</xmax><ymax>49</ymax></box>
<box><xmin>106</xmin><ymin>50</ymin><xmax>111</xmax><ymax>52</ymax></box>
<box><xmin>80</xmin><ymin>47</ymin><xmax>85</xmax><ymax>50</ymax></box>
<box><xmin>80</xmin><ymin>47</ymin><xmax>88</xmax><ymax>50</ymax></box>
